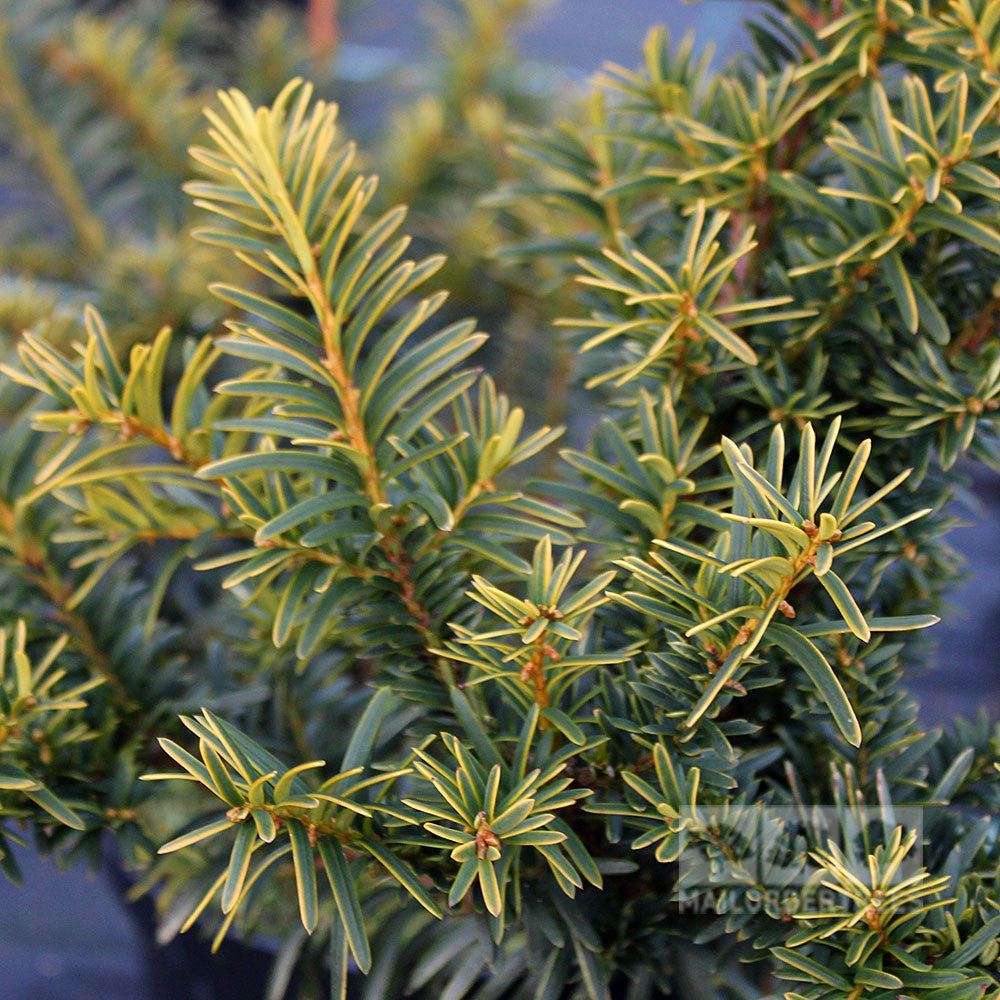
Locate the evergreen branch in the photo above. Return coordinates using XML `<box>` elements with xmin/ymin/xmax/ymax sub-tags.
<box><xmin>0</xmin><ymin>497</ymin><xmax>135</xmax><ymax>712</ymax></box>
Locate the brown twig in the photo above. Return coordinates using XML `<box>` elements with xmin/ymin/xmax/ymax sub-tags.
<box><xmin>306</xmin><ymin>0</ymin><xmax>340</xmax><ymax>63</ymax></box>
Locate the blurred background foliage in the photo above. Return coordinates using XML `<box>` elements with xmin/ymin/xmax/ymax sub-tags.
<box><xmin>0</xmin><ymin>0</ymin><xmax>571</xmax><ymax>418</ymax></box>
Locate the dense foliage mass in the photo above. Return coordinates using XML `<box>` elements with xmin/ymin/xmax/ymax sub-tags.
<box><xmin>2</xmin><ymin>2</ymin><xmax>1000</xmax><ymax>999</ymax></box>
